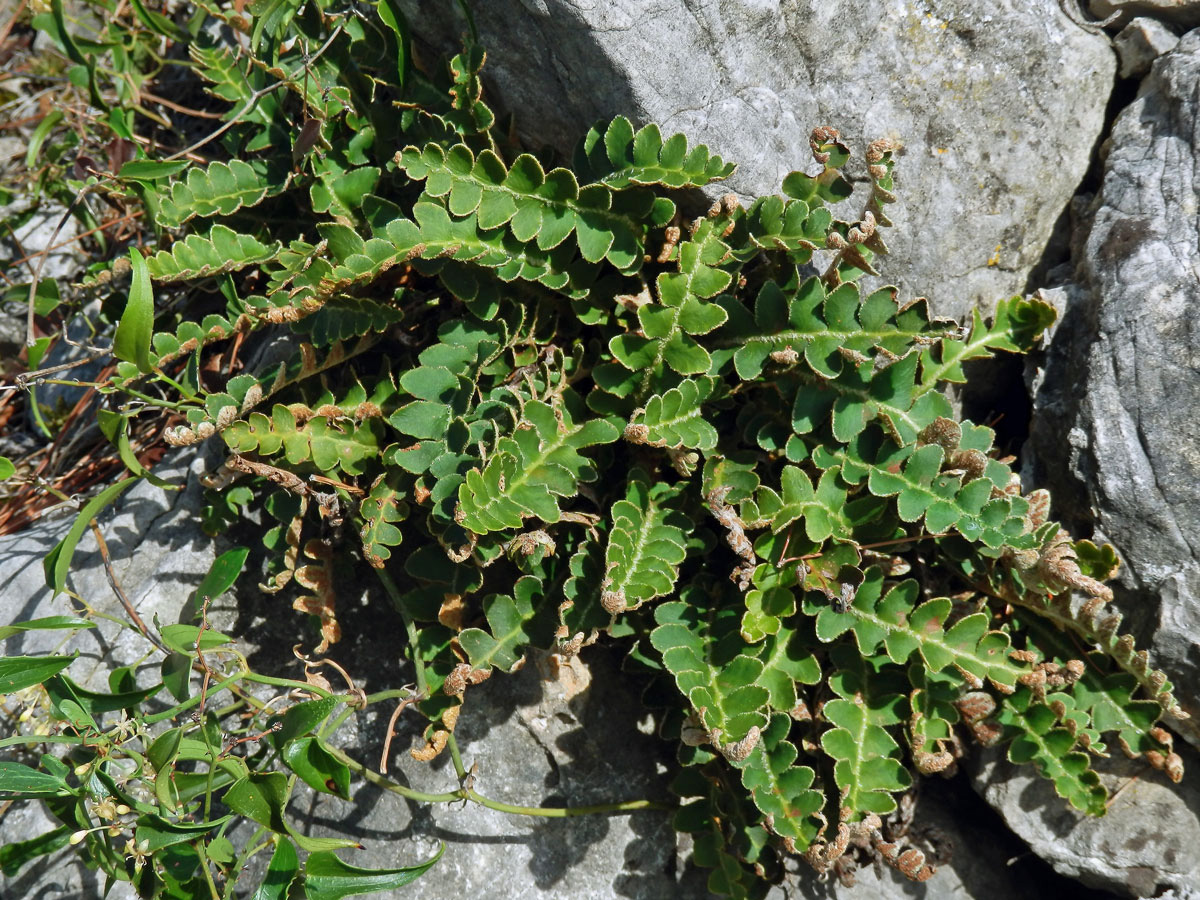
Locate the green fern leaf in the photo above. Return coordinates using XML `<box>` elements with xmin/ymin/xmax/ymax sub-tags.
<box><xmin>221</xmin><ymin>404</ymin><xmax>383</xmax><ymax>476</ymax></box>
<box><xmin>651</xmin><ymin>583</ymin><xmax>770</xmax><ymax>753</ymax></box>
<box><xmin>715</xmin><ymin>277</ymin><xmax>951</xmax><ymax>381</ymax></box>
<box><xmin>156</xmin><ymin>159</ymin><xmax>281</xmax><ymax>228</ymax></box>
<box><xmin>601</xmin><ymin>472</ymin><xmax>690</xmax><ymax>613</ymax></box>
<box><xmin>558</xmin><ymin>537</ymin><xmax>611</xmax><ymax>649</ymax></box>
<box><xmin>753</xmin><ymin>627</ymin><xmax>822</xmax><ymax>712</ymax></box>
<box><xmin>458</xmin><ymin>576</ymin><xmax>554</xmax><ymax>673</ymax></box>
<box><xmin>624</xmin><ymin>379</ymin><xmax>718</xmax><ymax>451</ymax></box>
<box><xmin>608</xmin><ymin>217</ymin><xmax>733</xmax><ymax>388</ymax></box>
<box><xmin>293</xmin><ymin>297</ymin><xmax>404</xmax><ymax>345</ymax></box>
<box><xmin>743</xmin><ymin>195</ymin><xmax>830</xmax><ymax>263</ymax></box>
<box><xmin>793</xmin><ymin>352</ymin><xmax>952</xmax><ymax>446</ymax></box>
<box><xmin>574</xmin><ymin>116</ymin><xmax>736</xmax><ymax>189</ymax></box>
<box><xmin>740</xmin><ymin>565</ymin><xmax>797</xmax><ymax>644</ymax></box>
<box><xmin>734</xmin><ymin>712</ymin><xmax>823</xmax><ymax>850</ymax></box>
<box><xmin>360</xmin><ymin>472</ymin><xmax>408</xmax><ymax>568</ymax></box>
<box><xmin>764</xmin><ymin>465</ymin><xmax>849</xmax><ymax>541</ymax></box>
<box><xmin>396</xmin><ymin>143</ymin><xmax>645</xmax><ymax>270</ymax></box>
<box><xmin>145</xmin><ymin>225</ymin><xmax>282</xmax><ymax>282</ymax></box>
<box><xmin>918</xmin><ymin>295</ymin><xmax>1057</xmax><ymax>393</ymax></box>
<box><xmin>805</xmin><ymin>567</ymin><xmax>1030</xmax><ymax>692</ymax></box>
<box><xmin>455</xmin><ymin>395</ymin><xmax>619</xmax><ymax>535</ymax></box>
<box><xmin>997</xmin><ymin>686</ymin><xmax>1108</xmax><ymax>816</ymax></box>
<box><xmin>821</xmin><ymin>695</ymin><xmax>911</xmax><ymax>816</ymax></box>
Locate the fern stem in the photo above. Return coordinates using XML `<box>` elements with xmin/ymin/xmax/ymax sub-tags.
<box><xmin>375</xmin><ymin>567</ymin><xmax>429</xmax><ymax>697</ymax></box>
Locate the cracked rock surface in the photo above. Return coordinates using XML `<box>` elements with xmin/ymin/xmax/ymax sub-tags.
<box><xmin>969</xmin><ymin>740</ymin><xmax>1200</xmax><ymax>897</ymax></box>
<box><xmin>402</xmin><ymin>0</ymin><xmax>1114</xmax><ymax>320</ymax></box>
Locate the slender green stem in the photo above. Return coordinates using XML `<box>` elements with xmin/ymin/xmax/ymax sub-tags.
<box><xmin>222</xmin><ymin>830</ymin><xmax>272</xmax><ymax>900</ymax></box>
<box><xmin>153</xmin><ymin>369</ymin><xmax>199</xmax><ymax>401</ymax></box>
<box><xmin>240</xmin><ymin>671</ymin><xmax>336</xmax><ymax>699</ymax></box>
<box><xmin>109</xmin><ymin>385</ymin><xmax>195</xmax><ymax>411</ymax></box>
<box><xmin>0</xmin><ymin>733</ymin><xmax>85</xmax><ymax>749</ymax></box>
<box><xmin>363</xmin><ymin>688</ymin><xmax>417</xmax><ymax>705</ymax></box>
<box><xmin>143</xmin><ymin>674</ymin><xmax>245</xmax><ymax>724</ymax></box>
<box><xmin>447</xmin><ymin>733</ymin><xmax>467</xmax><ymax>780</ymax></box>
<box><xmin>327</xmin><ymin>746</ymin><xmax>674</xmax><ymax>818</ymax></box>
<box><xmin>194</xmin><ymin>840</ymin><xmax>222</xmax><ymax>900</ymax></box>
<box><xmin>374</xmin><ymin>568</ymin><xmax>428</xmax><ymax>697</ymax></box>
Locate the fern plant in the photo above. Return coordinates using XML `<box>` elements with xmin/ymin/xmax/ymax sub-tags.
<box><xmin>0</xmin><ymin>2</ymin><xmax>1189</xmax><ymax>898</ymax></box>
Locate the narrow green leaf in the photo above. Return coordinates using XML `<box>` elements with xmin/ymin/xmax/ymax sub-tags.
<box><xmin>0</xmin><ymin>826</ymin><xmax>71</xmax><ymax>876</ymax></box>
<box><xmin>0</xmin><ymin>655</ymin><xmax>75</xmax><ymax>693</ymax></box>
<box><xmin>114</xmin><ymin>248</ymin><xmax>154</xmax><ymax>374</ymax></box>
<box><xmin>117</xmin><ymin>160</ymin><xmax>191</xmax><ymax>181</ymax></box>
<box><xmin>376</xmin><ymin>0</ymin><xmax>411</xmax><ymax>90</ymax></box>
<box><xmin>303</xmin><ymin>845</ymin><xmax>443</xmax><ymax>900</ymax></box>
<box><xmin>0</xmin><ymin>616</ymin><xmax>94</xmax><ymax>640</ymax></box>
<box><xmin>43</xmin><ymin>476</ymin><xmax>139</xmax><ymax>594</ymax></box>
<box><xmin>0</xmin><ymin>761</ymin><xmax>72</xmax><ymax>797</ymax></box>
<box><xmin>158</xmin><ymin>623</ymin><xmax>233</xmax><ymax>654</ymax></box>
<box><xmin>249</xmin><ymin>837</ymin><xmax>300</xmax><ymax>900</ymax></box>
<box><xmin>194</xmin><ymin>547</ymin><xmax>249</xmax><ymax>606</ymax></box>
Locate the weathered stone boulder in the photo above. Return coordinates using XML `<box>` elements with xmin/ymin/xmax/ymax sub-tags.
<box><xmin>970</xmin><ymin>741</ymin><xmax>1200</xmax><ymax>897</ymax></box>
<box><xmin>1114</xmin><ymin>16</ymin><xmax>1182</xmax><ymax>77</ymax></box>
<box><xmin>404</xmin><ymin>0</ymin><xmax>1114</xmax><ymax>321</ymax></box>
<box><xmin>1027</xmin><ymin>29</ymin><xmax>1200</xmax><ymax>745</ymax></box>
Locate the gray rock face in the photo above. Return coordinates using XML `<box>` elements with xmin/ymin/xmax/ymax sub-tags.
<box><xmin>404</xmin><ymin>0</ymin><xmax>1114</xmax><ymax>321</ymax></box>
<box><xmin>970</xmin><ymin>742</ymin><xmax>1200</xmax><ymax>897</ymax></box>
<box><xmin>1028</xmin><ymin>29</ymin><xmax>1200</xmax><ymax>743</ymax></box>
<box><xmin>1114</xmin><ymin>17</ymin><xmax>1182</xmax><ymax>77</ymax></box>
<box><xmin>290</xmin><ymin>648</ymin><xmax>690</xmax><ymax>900</ymax></box>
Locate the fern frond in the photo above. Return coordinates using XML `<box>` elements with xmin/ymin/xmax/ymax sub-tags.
<box><xmin>997</xmin><ymin>686</ymin><xmax>1108</xmax><ymax>816</ymax></box>
<box><xmin>734</xmin><ymin>713</ymin><xmax>823</xmax><ymax>850</ymax></box>
<box><xmin>574</xmin><ymin>116</ymin><xmax>736</xmax><ymax>189</ymax></box>
<box><xmin>156</xmin><ymin>159</ymin><xmax>284</xmax><ymax>228</ymax></box>
<box><xmin>360</xmin><ymin>472</ymin><xmax>409</xmax><ymax>568</ymax></box>
<box><xmin>805</xmin><ymin>567</ymin><xmax>1031</xmax><ymax>693</ymax></box>
<box><xmin>458</xmin><ymin>576</ymin><xmax>554</xmax><ymax>673</ymax></box>
<box><xmin>624</xmin><ymin>378</ymin><xmax>719</xmax><ymax>451</ymax></box>
<box><xmin>454</xmin><ymin>395</ymin><xmax>619</xmax><ymax>535</ymax></box>
<box><xmin>715</xmin><ymin>277</ymin><xmax>954</xmax><ymax>381</ymax></box>
<box><xmin>651</xmin><ymin>583</ymin><xmax>770</xmax><ymax>759</ymax></box>
<box><xmin>396</xmin><ymin>144</ymin><xmax>646</xmax><ymax>270</ymax></box>
<box><xmin>917</xmin><ymin>295</ymin><xmax>1057</xmax><ymax>393</ymax></box>
<box><xmin>221</xmin><ymin>404</ymin><xmax>383</xmax><ymax>475</ymax></box>
<box><xmin>146</xmin><ymin>225</ymin><xmax>282</xmax><ymax>281</ymax></box>
<box><xmin>601</xmin><ymin>472</ymin><xmax>690</xmax><ymax>613</ymax></box>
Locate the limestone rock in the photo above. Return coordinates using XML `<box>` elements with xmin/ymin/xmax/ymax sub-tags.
<box><xmin>1028</xmin><ymin>29</ymin><xmax>1200</xmax><ymax>744</ymax></box>
<box><xmin>970</xmin><ymin>742</ymin><xmax>1200</xmax><ymax>897</ymax></box>
<box><xmin>1114</xmin><ymin>17</ymin><xmax>1181</xmax><ymax>77</ymax></box>
<box><xmin>404</xmin><ymin>0</ymin><xmax>1114</xmax><ymax>321</ymax></box>
<box><xmin>283</xmin><ymin>647</ymin><xmax>688</xmax><ymax>900</ymax></box>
